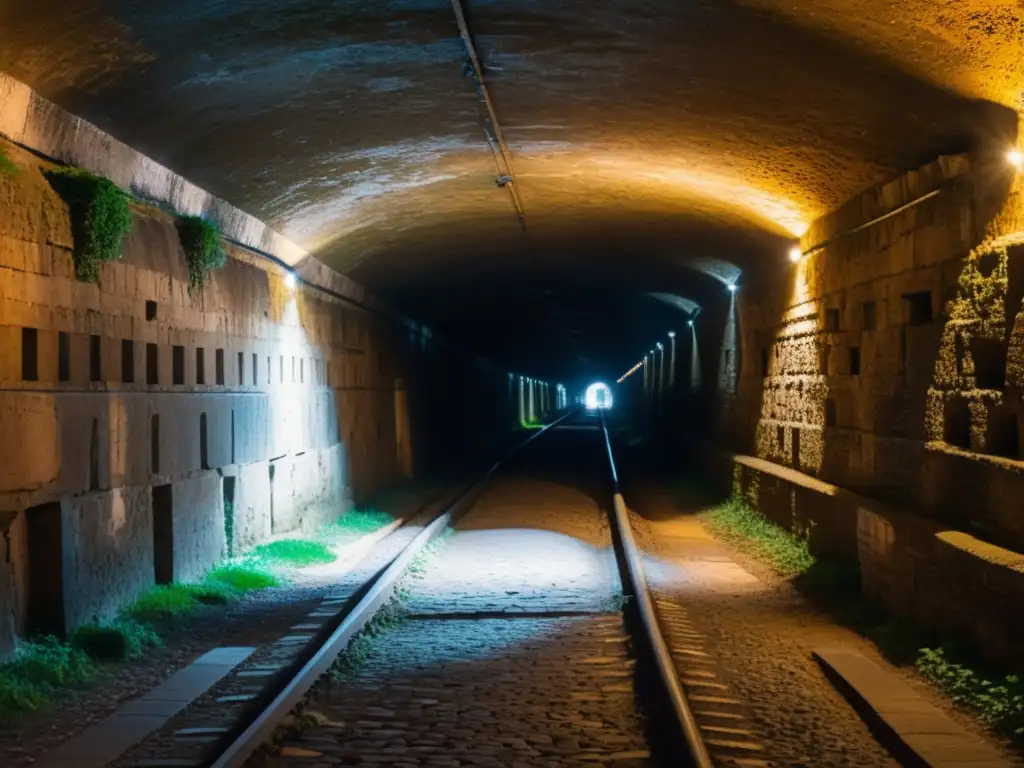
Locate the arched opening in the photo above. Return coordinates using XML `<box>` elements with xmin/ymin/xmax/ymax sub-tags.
<box><xmin>584</xmin><ymin>382</ymin><xmax>613</xmax><ymax>410</ymax></box>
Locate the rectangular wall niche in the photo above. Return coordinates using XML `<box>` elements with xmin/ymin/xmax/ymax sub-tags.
<box><xmin>26</xmin><ymin>502</ymin><xmax>65</xmax><ymax>636</ymax></box>
<box><xmin>904</xmin><ymin>291</ymin><xmax>933</xmax><ymax>325</ymax></box>
<box><xmin>152</xmin><ymin>485</ymin><xmax>174</xmax><ymax>584</ymax></box>
<box><xmin>21</xmin><ymin>328</ymin><xmax>38</xmax><ymax>381</ymax></box>
<box><xmin>172</xmin><ymin>345</ymin><xmax>185</xmax><ymax>385</ymax></box>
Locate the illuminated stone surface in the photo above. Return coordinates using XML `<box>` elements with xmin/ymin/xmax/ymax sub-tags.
<box><xmin>2</xmin><ymin>1</ymin><xmax>1021</xmax><ymax>375</ymax></box>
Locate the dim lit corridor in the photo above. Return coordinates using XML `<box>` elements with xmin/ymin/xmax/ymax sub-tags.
<box><xmin>0</xmin><ymin>1</ymin><xmax>1023</xmax><ymax>766</ymax></box>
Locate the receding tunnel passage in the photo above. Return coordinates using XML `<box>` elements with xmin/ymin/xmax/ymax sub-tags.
<box><xmin>0</xmin><ymin>2</ymin><xmax>1022</xmax><ymax>766</ymax></box>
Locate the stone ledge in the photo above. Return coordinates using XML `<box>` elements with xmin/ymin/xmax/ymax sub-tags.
<box><xmin>813</xmin><ymin>646</ymin><xmax>1009</xmax><ymax>768</ymax></box>
<box><xmin>689</xmin><ymin>435</ymin><xmax>1024</xmax><ymax>665</ymax></box>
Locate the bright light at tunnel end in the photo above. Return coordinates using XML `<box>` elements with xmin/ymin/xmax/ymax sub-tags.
<box><xmin>584</xmin><ymin>382</ymin><xmax>613</xmax><ymax>410</ymax></box>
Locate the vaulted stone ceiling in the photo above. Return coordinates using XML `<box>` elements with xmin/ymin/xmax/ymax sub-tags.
<box><xmin>1</xmin><ymin>0</ymin><xmax>1020</xmax><ymax>379</ymax></box>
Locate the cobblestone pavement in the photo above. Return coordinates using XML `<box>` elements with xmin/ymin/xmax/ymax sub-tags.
<box><xmin>629</xmin><ymin>483</ymin><xmax>904</xmax><ymax>768</ymax></box>
<box><xmin>256</xmin><ymin>472</ymin><xmax>656</xmax><ymax>767</ymax></box>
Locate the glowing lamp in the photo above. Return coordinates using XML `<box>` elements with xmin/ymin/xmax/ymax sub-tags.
<box><xmin>728</xmin><ymin>283</ymin><xmax>738</xmax><ymax>292</ymax></box>
<box><xmin>1009</xmin><ymin>149</ymin><xmax>1023</xmax><ymax>169</ymax></box>
<box><xmin>656</xmin><ymin>342</ymin><xmax>663</xmax><ymax>350</ymax></box>
<box><xmin>688</xmin><ymin>320</ymin><xmax>694</xmax><ymax>327</ymax></box>
<box><xmin>788</xmin><ymin>246</ymin><xmax>802</xmax><ymax>263</ymax></box>
<box><xmin>668</xmin><ymin>331</ymin><xmax>675</xmax><ymax>338</ymax></box>
<box><xmin>285</xmin><ymin>271</ymin><xmax>297</xmax><ymax>290</ymax></box>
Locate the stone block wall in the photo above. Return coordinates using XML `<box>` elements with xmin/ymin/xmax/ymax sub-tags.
<box><xmin>0</xmin><ymin>139</ymin><xmax>517</xmax><ymax>652</ymax></box>
<box><xmin>693</xmin><ymin>441</ymin><xmax>1024</xmax><ymax>667</ymax></box>
<box><xmin>718</xmin><ymin>151</ymin><xmax>1024</xmax><ymax>553</ymax></box>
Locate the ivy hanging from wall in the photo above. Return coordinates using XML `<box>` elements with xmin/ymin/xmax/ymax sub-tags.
<box><xmin>177</xmin><ymin>215</ymin><xmax>227</xmax><ymax>292</ymax></box>
<box><xmin>43</xmin><ymin>167</ymin><xmax>133</xmax><ymax>283</ymax></box>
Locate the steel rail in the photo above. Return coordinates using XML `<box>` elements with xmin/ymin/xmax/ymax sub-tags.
<box><xmin>600</xmin><ymin>412</ymin><xmax>714</xmax><ymax>768</ymax></box>
<box><xmin>210</xmin><ymin>409</ymin><xmax>574</xmax><ymax>768</ymax></box>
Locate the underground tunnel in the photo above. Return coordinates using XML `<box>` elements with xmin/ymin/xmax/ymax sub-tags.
<box><xmin>0</xmin><ymin>0</ymin><xmax>1023</xmax><ymax>766</ymax></box>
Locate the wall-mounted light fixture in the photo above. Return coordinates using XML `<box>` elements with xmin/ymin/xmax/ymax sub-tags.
<box><xmin>668</xmin><ymin>331</ymin><xmax>676</xmax><ymax>338</ymax></box>
<box><xmin>285</xmin><ymin>271</ymin><xmax>297</xmax><ymax>290</ymax></box>
<box><xmin>1009</xmin><ymin>149</ymin><xmax>1023</xmax><ymax>169</ymax></box>
<box><xmin>688</xmin><ymin>320</ymin><xmax>694</xmax><ymax>327</ymax></box>
<box><xmin>788</xmin><ymin>245</ymin><xmax>802</xmax><ymax>263</ymax></box>
<box><xmin>727</xmin><ymin>283</ymin><xmax>738</xmax><ymax>293</ymax></box>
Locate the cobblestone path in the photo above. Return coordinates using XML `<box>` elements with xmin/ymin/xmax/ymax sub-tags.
<box><xmin>256</xmin><ymin>473</ymin><xmax>656</xmax><ymax>767</ymax></box>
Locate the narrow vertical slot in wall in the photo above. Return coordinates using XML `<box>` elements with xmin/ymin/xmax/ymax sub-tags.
<box><xmin>172</xmin><ymin>345</ymin><xmax>184</xmax><ymax>385</ymax></box>
<box><xmin>57</xmin><ymin>331</ymin><xmax>70</xmax><ymax>382</ymax></box>
<box><xmin>21</xmin><ymin>328</ymin><xmax>38</xmax><ymax>381</ymax></box>
<box><xmin>150</xmin><ymin>413</ymin><xmax>160</xmax><ymax>474</ymax></box>
<box><xmin>200</xmin><ymin>412</ymin><xmax>209</xmax><ymax>470</ymax></box>
<box><xmin>89</xmin><ymin>418</ymin><xmax>100</xmax><ymax>490</ymax></box>
<box><xmin>152</xmin><ymin>484</ymin><xmax>174</xmax><ymax>584</ymax></box>
<box><xmin>268</xmin><ymin>463</ymin><xmax>276</xmax><ymax>532</ymax></box>
<box><xmin>26</xmin><ymin>502</ymin><xmax>65</xmax><ymax>637</ymax></box>
<box><xmin>146</xmin><ymin>343</ymin><xmax>158</xmax><ymax>385</ymax></box>
<box><xmin>89</xmin><ymin>335</ymin><xmax>102</xmax><ymax>382</ymax></box>
<box><xmin>222</xmin><ymin>476</ymin><xmax>236</xmax><ymax>558</ymax></box>
<box><xmin>121</xmin><ymin>339</ymin><xmax>134</xmax><ymax>383</ymax></box>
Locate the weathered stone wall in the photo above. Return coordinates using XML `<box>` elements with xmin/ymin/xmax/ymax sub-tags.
<box><xmin>721</xmin><ymin>151</ymin><xmax>1024</xmax><ymax>552</ymax></box>
<box><xmin>0</xmin><ymin>140</ymin><xmax>516</xmax><ymax>653</ymax></box>
<box><xmin>691</xmin><ymin>440</ymin><xmax>1024</xmax><ymax>667</ymax></box>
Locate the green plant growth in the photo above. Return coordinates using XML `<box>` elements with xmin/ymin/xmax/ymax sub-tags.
<box><xmin>330</xmin><ymin>508</ymin><xmax>395</xmax><ymax>538</ymax></box>
<box><xmin>207</xmin><ymin>563</ymin><xmax>280</xmax><ymax>591</ymax></box>
<box><xmin>917</xmin><ymin>646</ymin><xmax>1024</xmax><ymax>742</ymax></box>
<box><xmin>0</xmin><ymin>638</ymin><xmax>94</xmax><ymax>722</ymax></box>
<box><xmin>331</xmin><ymin>596</ymin><xmax>406</xmax><ymax>678</ymax></box>
<box><xmin>177</xmin><ymin>215</ymin><xmax>226</xmax><ymax>291</ymax></box>
<box><xmin>705</xmin><ymin>497</ymin><xmax>814</xmax><ymax>578</ymax></box>
<box><xmin>250</xmin><ymin>539</ymin><xmax>336</xmax><ymax>567</ymax></box>
<box><xmin>69</xmin><ymin>619</ymin><xmax>161</xmax><ymax>661</ymax></box>
<box><xmin>0</xmin><ymin>144</ymin><xmax>17</xmax><ymax>177</ymax></box>
<box><xmin>123</xmin><ymin>581</ymin><xmax>236</xmax><ymax>621</ymax></box>
<box><xmin>44</xmin><ymin>167</ymin><xmax>132</xmax><ymax>282</ymax></box>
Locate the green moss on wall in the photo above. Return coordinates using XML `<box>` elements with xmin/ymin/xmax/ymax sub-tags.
<box><xmin>43</xmin><ymin>167</ymin><xmax>132</xmax><ymax>282</ymax></box>
<box><xmin>0</xmin><ymin>145</ymin><xmax>17</xmax><ymax>177</ymax></box>
<box><xmin>177</xmin><ymin>215</ymin><xmax>226</xmax><ymax>291</ymax></box>
<box><xmin>951</xmin><ymin>244</ymin><xmax>1008</xmax><ymax>337</ymax></box>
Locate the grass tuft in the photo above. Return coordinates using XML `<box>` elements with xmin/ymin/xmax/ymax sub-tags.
<box><xmin>70</xmin><ymin>620</ymin><xmax>160</xmax><ymax>661</ymax></box>
<box><xmin>123</xmin><ymin>582</ymin><xmax>235</xmax><ymax>621</ymax></box>
<box><xmin>705</xmin><ymin>497</ymin><xmax>814</xmax><ymax>577</ymax></box>
<box><xmin>250</xmin><ymin>539</ymin><xmax>336</xmax><ymax>567</ymax></box>
<box><xmin>330</xmin><ymin>508</ymin><xmax>394</xmax><ymax>537</ymax></box>
<box><xmin>208</xmin><ymin>563</ymin><xmax>280</xmax><ymax>591</ymax></box>
<box><xmin>0</xmin><ymin>638</ymin><xmax>94</xmax><ymax>722</ymax></box>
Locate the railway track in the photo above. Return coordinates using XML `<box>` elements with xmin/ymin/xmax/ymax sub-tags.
<box><xmin>114</xmin><ymin>409</ymin><xmax>730</xmax><ymax>768</ymax></box>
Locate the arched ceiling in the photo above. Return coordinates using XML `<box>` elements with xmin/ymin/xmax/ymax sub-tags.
<box><xmin>1</xmin><ymin>0</ymin><xmax>1020</xmax><ymax>379</ymax></box>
